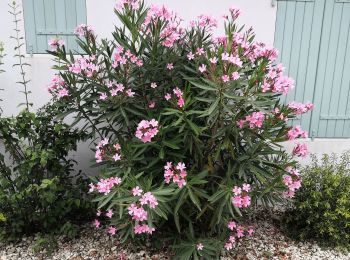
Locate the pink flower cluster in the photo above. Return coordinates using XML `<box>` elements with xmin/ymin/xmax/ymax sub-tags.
<box><xmin>74</xmin><ymin>24</ymin><xmax>94</xmax><ymax>37</ymax></box>
<box><xmin>47</xmin><ymin>75</ymin><xmax>69</xmax><ymax>98</ymax></box>
<box><xmin>293</xmin><ymin>143</ymin><xmax>309</xmax><ymax>158</ymax></box>
<box><xmin>115</xmin><ymin>0</ymin><xmax>140</xmax><ymax>11</ymax></box>
<box><xmin>69</xmin><ymin>56</ymin><xmax>99</xmax><ymax>77</ymax></box>
<box><xmin>95</xmin><ymin>138</ymin><xmax>122</xmax><ymax>163</ymax></box>
<box><xmin>89</xmin><ymin>176</ymin><xmax>121</xmax><ymax>195</ymax></box>
<box><xmin>128</xmin><ymin>188</ymin><xmax>157</xmax><ymax>235</ymax></box>
<box><xmin>134</xmin><ymin>224</ymin><xmax>155</xmax><ymax>234</ymax></box>
<box><xmin>189</xmin><ymin>14</ymin><xmax>218</xmax><ymax>30</ymax></box>
<box><xmin>164</xmin><ymin>162</ymin><xmax>187</xmax><ymax>188</ymax></box>
<box><xmin>231</xmin><ymin>184</ymin><xmax>251</xmax><ymax>208</ymax></box>
<box><xmin>273</xmin><ymin>107</ymin><xmax>287</xmax><ymax>121</ymax></box>
<box><xmin>112</xmin><ymin>46</ymin><xmax>143</xmax><ymax>68</ymax></box>
<box><xmin>225</xmin><ymin>221</ymin><xmax>254</xmax><ymax>251</ymax></box>
<box><xmin>135</xmin><ymin>119</ymin><xmax>159</xmax><ymax>143</ymax></box>
<box><xmin>165</xmin><ymin>87</ymin><xmax>185</xmax><ymax>108</ymax></box>
<box><xmin>143</xmin><ymin>4</ymin><xmax>183</xmax><ymax>48</ymax></box>
<box><xmin>283</xmin><ymin>167</ymin><xmax>302</xmax><ymax>198</ymax></box>
<box><xmin>288</xmin><ymin>101</ymin><xmax>314</xmax><ymax>115</ymax></box>
<box><xmin>93</xmin><ymin>209</ymin><xmax>117</xmax><ymax>236</ymax></box>
<box><xmin>287</xmin><ymin>125</ymin><xmax>308</xmax><ymax>140</ymax></box>
<box><xmin>99</xmin><ymin>81</ymin><xmax>135</xmax><ymax>100</ymax></box>
<box><xmin>228</xmin><ymin>6</ymin><xmax>242</xmax><ymax>20</ymax></box>
<box><xmin>237</xmin><ymin>112</ymin><xmax>265</xmax><ymax>129</ymax></box>
<box><xmin>48</xmin><ymin>38</ymin><xmax>64</xmax><ymax>52</ymax></box>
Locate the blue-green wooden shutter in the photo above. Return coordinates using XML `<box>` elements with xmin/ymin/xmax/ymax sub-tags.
<box><xmin>310</xmin><ymin>0</ymin><xmax>350</xmax><ymax>137</ymax></box>
<box><xmin>275</xmin><ymin>0</ymin><xmax>322</xmax><ymax>134</ymax></box>
<box><xmin>22</xmin><ymin>0</ymin><xmax>87</xmax><ymax>54</ymax></box>
<box><xmin>275</xmin><ymin>0</ymin><xmax>350</xmax><ymax>138</ymax></box>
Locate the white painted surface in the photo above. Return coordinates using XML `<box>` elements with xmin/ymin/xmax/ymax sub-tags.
<box><xmin>2</xmin><ymin>1</ymin><xmax>348</xmax><ymax>173</ymax></box>
<box><xmin>0</xmin><ymin>0</ymin><xmax>277</xmax><ymax>116</ymax></box>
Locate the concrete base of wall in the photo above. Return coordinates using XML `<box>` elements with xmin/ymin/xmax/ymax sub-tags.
<box><xmin>282</xmin><ymin>138</ymin><xmax>350</xmax><ymax>165</ymax></box>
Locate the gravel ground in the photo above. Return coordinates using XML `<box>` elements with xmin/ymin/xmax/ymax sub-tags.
<box><xmin>1</xmin><ymin>215</ymin><xmax>349</xmax><ymax>260</ymax></box>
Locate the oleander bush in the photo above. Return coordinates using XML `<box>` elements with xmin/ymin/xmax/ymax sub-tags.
<box><xmin>48</xmin><ymin>0</ymin><xmax>313</xmax><ymax>258</ymax></box>
<box><xmin>0</xmin><ymin>104</ymin><xmax>91</xmax><ymax>241</ymax></box>
<box><xmin>283</xmin><ymin>153</ymin><xmax>350</xmax><ymax>249</ymax></box>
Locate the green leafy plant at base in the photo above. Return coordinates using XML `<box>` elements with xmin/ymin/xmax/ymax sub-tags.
<box><xmin>0</xmin><ymin>103</ymin><xmax>91</xmax><ymax>241</ymax></box>
<box><xmin>282</xmin><ymin>153</ymin><xmax>350</xmax><ymax>249</ymax></box>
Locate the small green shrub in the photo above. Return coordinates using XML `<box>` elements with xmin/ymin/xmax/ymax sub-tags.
<box><xmin>0</xmin><ymin>104</ymin><xmax>91</xmax><ymax>241</ymax></box>
<box><xmin>282</xmin><ymin>153</ymin><xmax>350</xmax><ymax>248</ymax></box>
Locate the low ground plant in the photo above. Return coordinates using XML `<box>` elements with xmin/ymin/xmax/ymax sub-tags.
<box><xmin>283</xmin><ymin>153</ymin><xmax>350</xmax><ymax>249</ymax></box>
<box><xmin>0</xmin><ymin>104</ymin><xmax>91</xmax><ymax>241</ymax></box>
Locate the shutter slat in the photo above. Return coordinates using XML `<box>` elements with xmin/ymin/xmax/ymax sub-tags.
<box><xmin>22</xmin><ymin>0</ymin><xmax>86</xmax><ymax>54</ymax></box>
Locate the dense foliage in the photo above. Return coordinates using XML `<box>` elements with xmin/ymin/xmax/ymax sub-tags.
<box><xmin>283</xmin><ymin>153</ymin><xmax>350</xmax><ymax>249</ymax></box>
<box><xmin>0</xmin><ymin>104</ymin><xmax>91</xmax><ymax>241</ymax></box>
<box><xmin>47</xmin><ymin>0</ymin><xmax>312</xmax><ymax>258</ymax></box>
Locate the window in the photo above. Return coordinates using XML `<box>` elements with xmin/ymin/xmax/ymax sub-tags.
<box><xmin>22</xmin><ymin>0</ymin><xmax>87</xmax><ymax>54</ymax></box>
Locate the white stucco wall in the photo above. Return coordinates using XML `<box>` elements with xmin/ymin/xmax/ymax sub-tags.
<box><xmin>0</xmin><ymin>0</ymin><xmax>279</xmax><ymax>173</ymax></box>
<box><xmin>0</xmin><ymin>0</ymin><xmax>349</xmax><ymax>173</ymax></box>
<box><xmin>0</xmin><ymin>0</ymin><xmax>278</xmax><ymax>116</ymax></box>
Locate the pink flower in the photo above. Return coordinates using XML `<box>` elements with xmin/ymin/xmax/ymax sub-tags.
<box><xmin>58</xmin><ymin>88</ymin><xmax>69</xmax><ymax>98</ymax></box>
<box><xmin>106</xmin><ymin>209</ymin><xmax>114</xmax><ymax>218</ymax></box>
<box><xmin>100</xmin><ymin>93</ymin><xmax>108</xmax><ymax>100</ymax></box>
<box><xmin>229</xmin><ymin>6</ymin><xmax>242</xmax><ymax>20</ymax></box>
<box><xmin>242</xmin><ymin>183</ymin><xmax>251</xmax><ymax>192</ymax></box>
<box><xmin>96</xmin><ymin>210</ymin><xmax>101</xmax><ymax>216</ymax></box>
<box><xmin>134</xmin><ymin>224</ymin><xmax>155</xmax><ymax>235</ymax></box>
<box><xmin>140</xmin><ymin>192</ymin><xmax>158</xmax><ymax>209</ymax></box>
<box><xmin>114</xmin><ymin>143</ymin><xmax>121</xmax><ymax>150</ymax></box>
<box><xmin>248</xmin><ymin>227</ymin><xmax>254</xmax><ymax>236</ymax></box>
<box><xmin>165</xmin><ymin>93</ymin><xmax>172</xmax><ymax>100</ymax></box>
<box><xmin>167</xmin><ymin>63</ymin><xmax>174</xmax><ymax>70</ymax></box>
<box><xmin>94</xmin><ymin>177</ymin><xmax>122</xmax><ymax>195</ymax></box>
<box><xmin>135</xmin><ymin>119</ymin><xmax>159</xmax><ymax>143</ymax></box>
<box><xmin>126</xmin><ymin>89</ymin><xmax>135</xmax><ymax>97</ymax></box>
<box><xmin>132</xmin><ymin>186</ymin><xmax>143</xmax><ymax>196</ymax></box>
<box><xmin>237</xmin><ymin>119</ymin><xmax>245</xmax><ymax>129</ymax></box>
<box><xmin>228</xmin><ymin>221</ymin><xmax>236</xmax><ymax>231</ymax></box>
<box><xmin>222</xmin><ymin>75</ymin><xmax>230</xmax><ymax>82</ymax></box>
<box><xmin>232</xmin><ymin>186</ymin><xmax>242</xmax><ymax>195</ymax></box>
<box><xmin>74</xmin><ymin>24</ymin><xmax>94</xmax><ymax>37</ymax></box>
<box><xmin>199</xmin><ymin>64</ymin><xmax>207</xmax><ymax>73</ymax></box>
<box><xmin>293</xmin><ymin>143</ymin><xmax>308</xmax><ymax>158</ymax></box>
<box><xmin>236</xmin><ymin>226</ymin><xmax>244</xmax><ymax>238</ymax></box>
<box><xmin>196</xmin><ymin>47</ymin><xmax>205</xmax><ymax>56</ymax></box>
<box><xmin>225</xmin><ymin>242</ymin><xmax>233</xmax><ymax>250</ymax></box>
<box><xmin>244</xmin><ymin>112</ymin><xmax>264</xmax><ymax>128</ymax></box>
<box><xmin>48</xmin><ymin>38</ymin><xmax>64</xmax><ymax>51</ymax></box>
<box><xmin>232</xmin><ymin>196</ymin><xmax>242</xmax><ymax>208</ymax></box>
<box><xmin>287</xmin><ymin>125</ymin><xmax>308</xmax><ymax>140</ymax></box>
<box><xmin>231</xmin><ymin>71</ymin><xmax>240</xmax><ymax>80</ymax></box>
<box><xmin>241</xmin><ymin>195</ymin><xmax>251</xmax><ymax>207</ymax></box>
<box><xmin>197</xmin><ymin>243</ymin><xmax>204</xmax><ymax>251</ymax></box>
<box><xmin>288</xmin><ymin>102</ymin><xmax>314</xmax><ymax>115</ymax></box>
<box><xmin>93</xmin><ymin>219</ymin><xmax>100</xmax><ymax>229</ymax></box>
<box><xmin>209</xmin><ymin>57</ymin><xmax>218</xmax><ymax>64</ymax></box>
<box><xmin>187</xmin><ymin>52</ymin><xmax>195</xmax><ymax>60</ymax></box>
<box><xmin>108</xmin><ymin>226</ymin><xmax>117</xmax><ymax>235</ymax></box>
<box><xmin>128</xmin><ymin>203</ymin><xmax>148</xmax><ymax>221</ymax></box>
<box><xmin>149</xmin><ymin>101</ymin><xmax>156</xmax><ymax>108</ymax></box>
<box><xmin>112</xmin><ymin>153</ymin><xmax>121</xmax><ymax>161</ymax></box>
<box><xmin>150</xmin><ymin>82</ymin><xmax>157</xmax><ymax>89</ymax></box>
<box><xmin>164</xmin><ymin>162</ymin><xmax>187</xmax><ymax>188</ymax></box>
<box><xmin>88</xmin><ymin>183</ymin><xmax>95</xmax><ymax>193</ymax></box>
